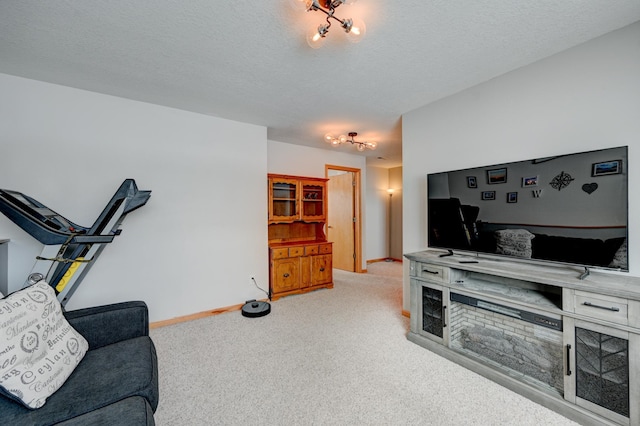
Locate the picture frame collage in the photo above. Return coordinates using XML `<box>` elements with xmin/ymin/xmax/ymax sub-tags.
<box><xmin>466</xmin><ymin>158</ymin><xmax>621</xmax><ymax>203</ymax></box>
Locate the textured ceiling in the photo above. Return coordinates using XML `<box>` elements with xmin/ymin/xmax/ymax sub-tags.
<box><xmin>2</xmin><ymin>1</ymin><xmax>640</xmax><ymax>167</ymax></box>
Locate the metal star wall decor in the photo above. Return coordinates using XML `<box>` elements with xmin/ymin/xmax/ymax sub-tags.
<box><xmin>550</xmin><ymin>171</ymin><xmax>574</xmax><ymax>191</ymax></box>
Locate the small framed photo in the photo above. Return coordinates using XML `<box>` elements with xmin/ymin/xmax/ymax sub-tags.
<box><xmin>481</xmin><ymin>191</ymin><xmax>496</xmax><ymax>201</ymax></box>
<box><xmin>592</xmin><ymin>160</ymin><xmax>622</xmax><ymax>176</ymax></box>
<box><xmin>507</xmin><ymin>192</ymin><xmax>518</xmax><ymax>203</ymax></box>
<box><xmin>467</xmin><ymin>176</ymin><xmax>477</xmax><ymax>188</ymax></box>
<box><xmin>487</xmin><ymin>168</ymin><xmax>507</xmax><ymax>184</ymax></box>
<box><xmin>522</xmin><ymin>176</ymin><xmax>538</xmax><ymax>187</ymax></box>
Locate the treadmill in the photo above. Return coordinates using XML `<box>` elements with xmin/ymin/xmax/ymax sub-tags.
<box><xmin>0</xmin><ymin>179</ymin><xmax>151</xmax><ymax>306</ymax></box>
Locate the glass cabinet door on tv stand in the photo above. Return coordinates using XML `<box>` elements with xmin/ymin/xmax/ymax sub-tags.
<box><xmin>564</xmin><ymin>317</ymin><xmax>639</xmax><ymax>425</ymax></box>
<box><xmin>411</xmin><ymin>278</ymin><xmax>450</xmax><ymax>346</ymax></box>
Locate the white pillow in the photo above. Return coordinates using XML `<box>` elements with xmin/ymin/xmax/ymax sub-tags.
<box><xmin>495</xmin><ymin>229</ymin><xmax>535</xmax><ymax>259</ymax></box>
<box><xmin>0</xmin><ymin>282</ymin><xmax>89</xmax><ymax>409</ymax></box>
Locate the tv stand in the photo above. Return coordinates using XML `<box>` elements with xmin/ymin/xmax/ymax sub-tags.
<box><xmin>405</xmin><ymin>250</ymin><xmax>640</xmax><ymax>426</ymax></box>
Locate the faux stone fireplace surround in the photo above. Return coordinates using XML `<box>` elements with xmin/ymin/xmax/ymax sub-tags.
<box><xmin>449</xmin><ymin>300</ymin><xmax>564</xmax><ymax>394</ymax></box>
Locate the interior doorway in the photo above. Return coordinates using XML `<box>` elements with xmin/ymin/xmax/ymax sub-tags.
<box><xmin>326</xmin><ymin>165</ymin><xmax>362</xmax><ymax>273</ymax></box>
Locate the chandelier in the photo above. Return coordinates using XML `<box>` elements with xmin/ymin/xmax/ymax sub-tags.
<box><xmin>324</xmin><ymin>132</ymin><xmax>377</xmax><ymax>151</ymax></box>
<box><xmin>292</xmin><ymin>0</ymin><xmax>366</xmax><ymax>48</ymax></box>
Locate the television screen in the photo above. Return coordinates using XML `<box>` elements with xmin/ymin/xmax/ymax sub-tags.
<box><xmin>427</xmin><ymin>146</ymin><xmax>628</xmax><ymax>271</ymax></box>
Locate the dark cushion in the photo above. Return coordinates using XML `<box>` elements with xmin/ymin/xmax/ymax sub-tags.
<box><xmin>531</xmin><ymin>234</ymin><xmax>624</xmax><ymax>267</ymax></box>
<box><xmin>0</xmin><ymin>336</ymin><xmax>158</xmax><ymax>426</ymax></box>
<box><xmin>474</xmin><ymin>229</ymin><xmax>626</xmax><ymax>268</ymax></box>
<box><xmin>55</xmin><ymin>396</ymin><xmax>155</xmax><ymax>426</ymax></box>
<box><xmin>65</xmin><ymin>301</ymin><xmax>149</xmax><ymax>350</ymax></box>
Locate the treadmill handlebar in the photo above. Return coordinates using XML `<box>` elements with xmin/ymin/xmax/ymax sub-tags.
<box><xmin>0</xmin><ymin>179</ymin><xmax>151</xmax><ymax>244</ymax></box>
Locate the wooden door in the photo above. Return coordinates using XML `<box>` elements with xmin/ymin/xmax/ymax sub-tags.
<box><xmin>271</xmin><ymin>258</ymin><xmax>300</xmax><ymax>293</ymax></box>
<box><xmin>311</xmin><ymin>254</ymin><xmax>332</xmax><ymax>285</ymax></box>
<box><xmin>328</xmin><ymin>172</ymin><xmax>355</xmax><ymax>271</ymax></box>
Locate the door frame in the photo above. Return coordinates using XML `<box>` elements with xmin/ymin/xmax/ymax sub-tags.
<box><xmin>325</xmin><ymin>165</ymin><xmax>363</xmax><ymax>273</ymax></box>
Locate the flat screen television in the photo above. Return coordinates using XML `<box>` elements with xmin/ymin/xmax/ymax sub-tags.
<box><xmin>427</xmin><ymin>146</ymin><xmax>628</xmax><ymax>272</ymax></box>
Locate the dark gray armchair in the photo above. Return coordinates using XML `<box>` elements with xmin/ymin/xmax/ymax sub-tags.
<box><xmin>0</xmin><ymin>301</ymin><xmax>159</xmax><ymax>426</ymax></box>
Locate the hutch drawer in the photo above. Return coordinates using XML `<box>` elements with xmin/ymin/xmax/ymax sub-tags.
<box><xmin>289</xmin><ymin>246</ymin><xmax>304</xmax><ymax>257</ymax></box>
<box><xmin>319</xmin><ymin>243</ymin><xmax>332</xmax><ymax>254</ymax></box>
<box><xmin>304</xmin><ymin>245</ymin><xmax>319</xmax><ymax>255</ymax></box>
<box><xmin>271</xmin><ymin>247</ymin><xmax>289</xmax><ymax>259</ymax></box>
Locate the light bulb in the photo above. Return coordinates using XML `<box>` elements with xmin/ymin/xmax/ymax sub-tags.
<box><xmin>345</xmin><ymin>18</ymin><xmax>366</xmax><ymax>43</ymax></box>
<box><xmin>331</xmin><ymin>138</ymin><xmax>341</xmax><ymax>146</ymax></box>
<box><xmin>306</xmin><ymin>26</ymin><xmax>327</xmax><ymax>49</ymax></box>
<box><xmin>307</xmin><ymin>31</ymin><xmax>325</xmax><ymax>49</ymax></box>
<box><xmin>324</xmin><ymin>133</ymin><xmax>334</xmax><ymax>143</ymax></box>
<box><xmin>367</xmin><ymin>142</ymin><xmax>377</xmax><ymax>150</ymax></box>
<box><xmin>338</xmin><ymin>135</ymin><xmax>348</xmax><ymax>144</ymax></box>
<box><xmin>356</xmin><ymin>143</ymin><xmax>366</xmax><ymax>152</ymax></box>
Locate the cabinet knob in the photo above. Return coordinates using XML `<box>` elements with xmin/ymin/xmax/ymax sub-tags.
<box><xmin>283</xmin><ymin>273</ymin><xmax>290</xmax><ymax>278</ymax></box>
<box><xmin>319</xmin><ymin>267</ymin><xmax>325</xmax><ymax>272</ymax></box>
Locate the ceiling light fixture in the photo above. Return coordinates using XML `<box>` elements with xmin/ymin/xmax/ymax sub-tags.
<box><xmin>292</xmin><ymin>0</ymin><xmax>366</xmax><ymax>49</ymax></box>
<box><xmin>324</xmin><ymin>132</ymin><xmax>377</xmax><ymax>152</ymax></box>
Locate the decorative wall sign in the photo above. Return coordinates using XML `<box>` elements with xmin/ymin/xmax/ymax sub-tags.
<box><xmin>507</xmin><ymin>192</ymin><xmax>518</xmax><ymax>203</ymax></box>
<box><xmin>467</xmin><ymin>176</ymin><xmax>477</xmax><ymax>188</ymax></box>
<box><xmin>549</xmin><ymin>171</ymin><xmax>574</xmax><ymax>191</ymax></box>
<box><xmin>532</xmin><ymin>189</ymin><xmax>543</xmax><ymax>198</ymax></box>
<box><xmin>487</xmin><ymin>168</ymin><xmax>507</xmax><ymax>184</ymax></box>
<box><xmin>481</xmin><ymin>191</ymin><xmax>496</xmax><ymax>200</ymax></box>
<box><xmin>582</xmin><ymin>183</ymin><xmax>598</xmax><ymax>194</ymax></box>
<box><xmin>522</xmin><ymin>176</ymin><xmax>538</xmax><ymax>187</ymax></box>
<box><xmin>592</xmin><ymin>159</ymin><xmax>622</xmax><ymax>176</ymax></box>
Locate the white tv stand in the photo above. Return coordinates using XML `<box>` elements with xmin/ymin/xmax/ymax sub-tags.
<box><xmin>404</xmin><ymin>250</ymin><xmax>640</xmax><ymax>426</ymax></box>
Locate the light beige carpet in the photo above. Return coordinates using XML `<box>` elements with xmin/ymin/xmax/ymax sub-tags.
<box><xmin>150</xmin><ymin>261</ymin><xmax>578</xmax><ymax>425</ymax></box>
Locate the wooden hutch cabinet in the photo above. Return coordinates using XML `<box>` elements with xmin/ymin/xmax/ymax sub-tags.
<box><xmin>268</xmin><ymin>174</ymin><xmax>333</xmax><ymax>299</ymax></box>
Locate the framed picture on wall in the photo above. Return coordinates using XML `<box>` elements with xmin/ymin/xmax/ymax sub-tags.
<box><xmin>522</xmin><ymin>176</ymin><xmax>538</xmax><ymax>187</ymax></box>
<box><xmin>467</xmin><ymin>176</ymin><xmax>477</xmax><ymax>188</ymax></box>
<box><xmin>507</xmin><ymin>192</ymin><xmax>518</xmax><ymax>203</ymax></box>
<box><xmin>481</xmin><ymin>191</ymin><xmax>496</xmax><ymax>201</ymax></box>
<box><xmin>592</xmin><ymin>160</ymin><xmax>622</xmax><ymax>176</ymax></box>
<box><xmin>487</xmin><ymin>168</ymin><xmax>507</xmax><ymax>184</ymax></box>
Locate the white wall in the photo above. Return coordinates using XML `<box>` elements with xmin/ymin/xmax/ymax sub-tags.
<box><xmin>402</xmin><ymin>22</ymin><xmax>640</xmax><ymax>312</ymax></box>
<box><xmin>0</xmin><ymin>74</ymin><xmax>269</xmax><ymax>322</ymax></box>
<box><xmin>267</xmin><ymin>140</ymin><xmax>370</xmax><ymax>270</ymax></box>
<box><xmin>267</xmin><ymin>140</ymin><xmax>366</xmax><ymax>179</ymax></box>
<box><xmin>365</xmin><ymin>166</ymin><xmax>388</xmax><ymax>260</ymax></box>
<box><xmin>365</xmin><ymin>166</ymin><xmax>404</xmax><ymax>262</ymax></box>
